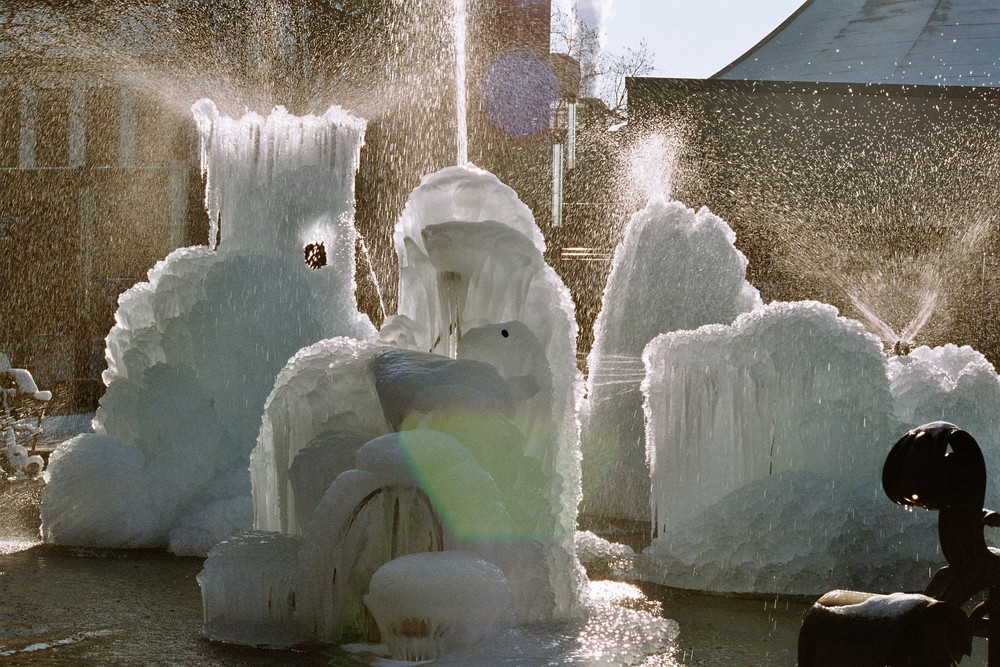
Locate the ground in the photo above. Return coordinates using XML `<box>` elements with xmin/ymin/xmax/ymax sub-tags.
<box><xmin>6</xmin><ymin>478</ymin><xmax>983</xmax><ymax>666</ymax></box>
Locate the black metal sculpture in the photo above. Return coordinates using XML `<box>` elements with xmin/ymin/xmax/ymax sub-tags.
<box><xmin>799</xmin><ymin>421</ymin><xmax>1000</xmax><ymax>666</ymax></box>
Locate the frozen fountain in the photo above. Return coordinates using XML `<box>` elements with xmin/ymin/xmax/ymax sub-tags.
<box><xmin>39</xmin><ymin>100</ymin><xmax>374</xmax><ymax>554</ymax></box>
<box><xmin>621</xmin><ymin>207</ymin><xmax>1000</xmax><ymax>596</ymax></box>
<box><xmin>204</xmin><ymin>162</ymin><xmax>585</xmax><ymax>649</ymax></box>
<box><xmin>22</xmin><ymin>2</ymin><xmax>1000</xmax><ymax>662</ymax></box>
<box><xmin>164</xmin><ymin>106</ymin><xmax>672</xmax><ymax>661</ymax></box>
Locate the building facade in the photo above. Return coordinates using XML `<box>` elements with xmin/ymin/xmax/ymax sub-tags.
<box><xmin>1</xmin><ymin>0</ymin><xmax>580</xmax><ymax>410</ymax></box>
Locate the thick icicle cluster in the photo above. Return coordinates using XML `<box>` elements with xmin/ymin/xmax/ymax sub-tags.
<box><xmin>581</xmin><ymin>198</ymin><xmax>761</xmax><ymax>522</ymax></box>
<box><xmin>41</xmin><ymin>101</ymin><xmax>373</xmax><ymax>554</ymax></box>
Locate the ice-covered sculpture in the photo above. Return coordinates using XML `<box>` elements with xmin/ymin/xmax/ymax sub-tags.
<box><xmin>581</xmin><ymin>197</ymin><xmax>761</xmax><ymax>523</ymax></box>
<box><xmin>203</xmin><ymin>165</ymin><xmax>586</xmax><ymax>656</ymax></box>
<box><xmin>40</xmin><ymin>101</ymin><xmax>374</xmax><ymax>554</ymax></box>
<box><xmin>1</xmin><ymin>356</ymin><xmax>50</xmax><ymax>480</ymax></box>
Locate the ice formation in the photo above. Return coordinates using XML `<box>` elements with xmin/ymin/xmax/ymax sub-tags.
<box><xmin>640</xmin><ymin>301</ymin><xmax>1000</xmax><ymax>595</ymax></box>
<box><xmin>202</xmin><ymin>165</ymin><xmax>586</xmax><ymax>656</ymax></box>
<box><xmin>1</xmin><ymin>361</ymin><xmax>49</xmax><ymax>480</ymax></box>
<box><xmin>581</xmin><ymin>197</ymin><xmax>761</xmax><ymax>522</ymax></box>
<box><xmin>41</xmin><ymin>101</ymin><xmax>373</xmax><ymax>554</ymax></box>
<box><xmin>364</xmin><ymin>551</ymin><xmax>512</xmax><ymax>661</ymax></box>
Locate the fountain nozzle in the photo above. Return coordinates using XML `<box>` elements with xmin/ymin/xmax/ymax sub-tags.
<box><xmin>892</xmin><ymin>340</ymin><xmax>914</xmax><ymax>357</ymax></box>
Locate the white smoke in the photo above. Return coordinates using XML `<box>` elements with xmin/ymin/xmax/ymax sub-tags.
<box><xmin>552</xmin><ymin>0</ymin><xmax>616</xmax><ymax>97</ymax></box>
<box><xmin>574</xmin><ymin>0</ymin><xmax>615</xmax><ymax>50</ymax></box>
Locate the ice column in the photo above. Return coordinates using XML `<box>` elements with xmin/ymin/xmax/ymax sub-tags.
<box><xmin>581</xmin><ymin>198</ymin><xmax>761</xmax><ymax>523</ymax></box>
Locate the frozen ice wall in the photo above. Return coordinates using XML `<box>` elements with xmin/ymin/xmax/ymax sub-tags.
<box><xmin>41</xmin><ymin>101</ymin><xmax>374</xmax><ymax>554</ymax></box>
<box><xmin>581</xmin><ymin>198</ymin><xmax>761</xmax><ymax>523</ymax></box>
<box><xmin>641</xmin><ymin>302</ymin><xmax>1000</xmax><ymax>595</ymax></box>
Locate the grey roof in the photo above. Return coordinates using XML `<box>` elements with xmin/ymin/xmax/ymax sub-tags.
<box><xmin>716</xmin><ymin>0</ymin><xmax>1000</xmax><ymax>87</ymax></box>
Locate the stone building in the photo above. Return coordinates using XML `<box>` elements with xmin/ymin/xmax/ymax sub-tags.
<box><xmin>1</xmin><ymin>0</ymin><xmax>578</xmax><ymax>410</ymax></box>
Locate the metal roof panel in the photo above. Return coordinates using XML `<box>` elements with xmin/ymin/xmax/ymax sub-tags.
<box><xmin>717</xmin><ymin>0</ymin><xmax>1000</xmax><ymax>87</ymax></box>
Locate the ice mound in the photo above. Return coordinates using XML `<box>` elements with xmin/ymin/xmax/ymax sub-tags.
<box><xmin>639</xmin><ymin>470</ymin><xmax>938</xmax><ymax>596</ymax></box>
<box><xmin>41</xmin><ymin>101</ymin><xmax>373</xmax><ymax>553</ymax></box>
<box><xmin>641</xmin><ymin>301</ymin><xmax>903</xmax><ymax>593</ymax></box>
<box><xmin>575</xmin><ymin>530</ymin><xmax>636</xmax><ymax>580</ymax></box>
<box><xmin>581</xmin><ymin>198</ymin><xmax>761</xmax><ymax>523</ymax></box>
<box><xmin>889</xmin><ymin>345</ymin><xmax>1000</xmax><ymax>446</ymax></box>
<box><xmin>364</xmin><ymin>551</ymin><xmax>512</xmax><ymax>661</ymax></box>
<box><xmin>42</xmin><ymin>434</ymin><xmax>160</xmax><ymax>547</ymax></box>
<box><xmin>641</xmin><ymin>301</ymin><xmax>1000</xmax><ymax>595</ymax></box>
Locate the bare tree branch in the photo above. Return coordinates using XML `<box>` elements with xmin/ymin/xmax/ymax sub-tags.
<box><xmin>551</xmin><ymin>6</ymin><xmax>655</xmax><ymax>119</ymax></box>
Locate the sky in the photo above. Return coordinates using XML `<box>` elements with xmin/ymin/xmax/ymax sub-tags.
<box><xmin>591</xmin><ymin>0</ymin><xmax>806</xmax><ymax>78</ymax></box>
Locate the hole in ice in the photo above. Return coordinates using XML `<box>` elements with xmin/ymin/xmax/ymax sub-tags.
<box><xmin>304</xmin><ymin>242</ymin><xmax>327</xmax><ymax>270</ymax></box>
<box><xmin>397</xmin><ymin>617</ymin><xmax>430</xmax><ymax>638</ymax></box>
<box><xmin>501</xmin><ymin>329</ymin><xmax>509</xmax><ymax>338</ymax></box>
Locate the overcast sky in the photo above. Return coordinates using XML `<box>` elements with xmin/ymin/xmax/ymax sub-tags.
<box><xmin>599</xmin><ymin>0</ymin><xmax>805</xmax><ymax>78</ymax></box>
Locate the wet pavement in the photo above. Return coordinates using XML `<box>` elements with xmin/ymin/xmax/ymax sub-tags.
<box><xmin>0</xmin><ymin>543</ymin><xmax>341</xmax><ymax>666</ymax></box>
<box><xmin>0</xmin><ymin>539</ymin><xmax>807</xmax><ymax>666</ymax></box>
<box><xmin>2</xmin><ymin>478</ymin><xmax>984</xmax><ymax>666</ymax></box>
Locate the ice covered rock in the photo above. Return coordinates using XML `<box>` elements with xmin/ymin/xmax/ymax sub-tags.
<box><xmin>889</xmin><ymin>346</ymin><xmax>1000</xmax><ymax>446</ymax></box>
<box><xmin>364</xmin><ymin>551</ymin><xmax>512</xmax><ymax>661</ymax></box>
<box><xmin>370</xmin><ymin>347</ymin><xmax>516</xmax><ymax>429</ymax></box>
<box><xmin>575</xmin><ymin>530</ymin><xmax>635</xmax><ymax>579</ymax></box>
<box><xmin>581</xmin><ymin>197</ymin><xmax>761</xmax><ymax>523</ymax></box>
<box><xmin>41</xmin><ymin>434</ymin><xmax>160</xmax><ymax>548</ymax></box>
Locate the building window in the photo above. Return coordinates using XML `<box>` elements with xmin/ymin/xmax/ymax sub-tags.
<box><xmin>86</xmin><ymin>86</ymin><xmax>121</xmax><ymax>168</ymax></box>
<box><xmin>36</xmin><ymin>87</ymin><xmax>70</xmax><ymax>168</ymax></box>
<box><xmin>0</xmin><ymin>87</ymin><xmax>19</xmax><ymax>168</ymax></box>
